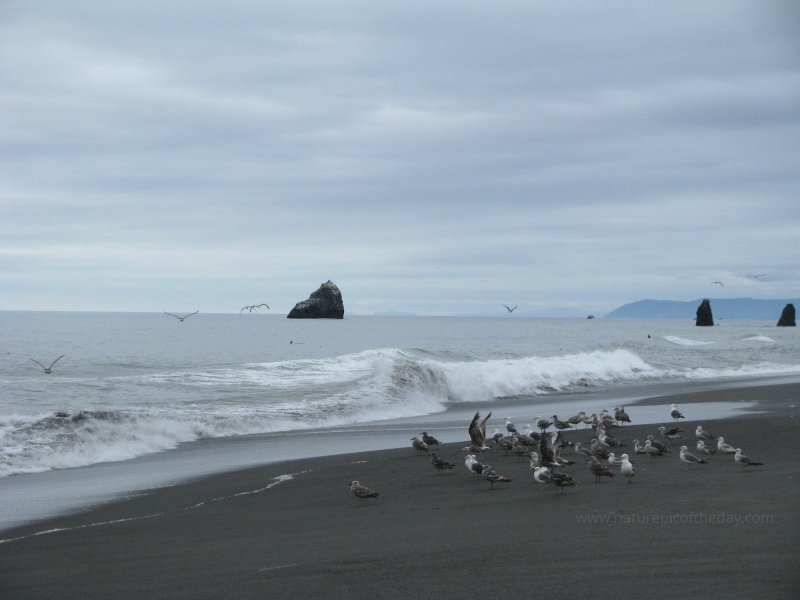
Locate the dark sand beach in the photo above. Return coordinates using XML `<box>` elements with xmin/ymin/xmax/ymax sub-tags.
<box><xmin>2</xmin><ymin>382</ymin><xmax>799</xmax><ymax>599</ymax></box>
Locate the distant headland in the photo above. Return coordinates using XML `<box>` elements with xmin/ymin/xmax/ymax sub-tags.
<box><xmin>605</xmin><ymin>298</ymin><xmax>800</xmax><ymax>320</ymax></box>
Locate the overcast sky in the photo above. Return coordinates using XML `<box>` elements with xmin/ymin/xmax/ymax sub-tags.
<box><xmin>2</xmin><ymin>1</ymin><xmax>798</xmax><ymax>316</ymax></box>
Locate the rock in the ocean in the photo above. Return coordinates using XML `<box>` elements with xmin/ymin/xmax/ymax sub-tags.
<box><xmin>287</xmin><ymin>280</ymin><xmax>345</xmax><ymax>319</ymax></box>
<box><xmin>695</xmin><ymin>299</ymin><xmax>714</xmax><ymax>326</ymax></box>
<box><xmin>777</xmin><ymin>303</ymin><xmax>796</xmax><ymax>327</ymax></box>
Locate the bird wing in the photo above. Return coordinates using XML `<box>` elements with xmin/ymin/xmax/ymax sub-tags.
<box><xmin>48</xmin><ymin>355</ymin><xmax>65</xmax><ymax>369</ymax></box>
<box><xmin>164</xmin><ymin>312</ymin><xmax>181</xmax><ymax>319</ymax></box>
<box><xmin>29</xmin><ymin>358</ymin><xmax>46</xmax><ymax>370</ymax></box>
<box><xmin>186</xmin><ymin>311</ymin><xmax>199</xmax><ymax>318</ymax></box>
<box><xmin>468</xmin><ymin>412</ymin><xmax>482</xmax><ymax>445</ymax></box>
<box><xmin>479</xmin><ymin>412</ymin><xmax>492</xmax><ymax>443</ymax></box>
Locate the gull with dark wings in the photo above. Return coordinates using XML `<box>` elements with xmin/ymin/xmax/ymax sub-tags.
<box><xmin>29</xmin><ymin>355</ymin><xmax>64</xmax><ymax>374</ymax></box>
<box><xmin>503</xmin><ymin>305</ymin><xmax>518</xmax><ymax>313</ymax></box>
<box><xmin>465</xmin><ymin>411</ymin><xmax>493</xmax><ymax>452</ymax></box>
<box><xmin>164</xmin><ymin>311</ymin><xmax>199</xmax><ymax>322</ymax></box>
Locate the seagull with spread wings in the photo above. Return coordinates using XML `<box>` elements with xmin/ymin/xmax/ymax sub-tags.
<box><xmin>164</xmin><ymin>311</ymin><xmax>199</xmax><ymax>322</ymax></box>
<box><xmin>29</xmin><ymin>355</ymin><xmax>64</xmax><ymax>374</ymax></box>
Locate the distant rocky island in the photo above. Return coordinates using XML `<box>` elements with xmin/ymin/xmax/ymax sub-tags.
<box><xmin>606</xmin><ymin>298</ymin><xmax>800</xmax><ymax>320</ymax></box>
<box><xmin>287</xmin><ymin>280</ymin><xmax>345</xmax><ymax>319</ymax></box>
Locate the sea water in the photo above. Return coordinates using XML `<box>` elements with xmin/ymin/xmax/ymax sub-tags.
<box><xmin>1</xmin><ymin>311</ymin><xmax>798</xmax><ymax>528</ymax></box>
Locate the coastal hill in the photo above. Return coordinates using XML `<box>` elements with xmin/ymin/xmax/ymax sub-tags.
<box><xmin>605</xmin><ymin>298</ymin><xmax>799</xmax><ymax>319</ymax></box>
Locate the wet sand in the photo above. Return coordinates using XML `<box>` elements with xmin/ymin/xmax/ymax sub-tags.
<box><xmin>2</xmin><ymin>382</ymin><xmax>799</xmax><ymax>599</ymax></box>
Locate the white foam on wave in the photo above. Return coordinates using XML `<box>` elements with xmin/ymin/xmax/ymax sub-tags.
<box><xmin>740</xmin><ymin>335</ymin><xmax>775</xmax><ymax>343</ymax></box>
<box><xmin>663</xmin><ymin>336</ymin><xmax>715</xmax><ymax>346</ymax></box>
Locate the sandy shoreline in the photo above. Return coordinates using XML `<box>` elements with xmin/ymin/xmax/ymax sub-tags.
<box><xmin>2</xmin><ymin>381</ymin><xmax>799</xmax><ymax>598</ymax></box>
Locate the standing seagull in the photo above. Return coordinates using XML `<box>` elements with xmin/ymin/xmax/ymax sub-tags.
<box><xmin>695</xmin><ymin>425</ymin><xmax>716</xmax><ymax>441</ymax></box>
<box><xmin>614</xmin><ymin>406</ymin><xmax>631</xmax><ymax>426</ymax></box>
<box><xmin>29</xmin><ymin>355</ymin><xmax>64</xmax><ymax>374</ymax></box>
<box><xmin>421</xmin><ymin>431</ymin><xmax>440</xmax><ymax>447</ymax></box>
<box><xmin>481</xmin><ymin>465</ymin><xmax>511</xmax><ymax>489</ymax></box>
<box><xmin>164</xmin><ymin>311</ymin><xmax>199</xmax><ymax>322</ymax></box>
<box><xmin>734</xmin><ymin>448</ymin><xmax>763</xmax><ymax>467</ymax></box>
<box><xmin>670</xmin><ymin>404</ymin><xmax>685</xmax><ymax>421</ymax></box>
<box><xmin>430</xmin><ymin>452</ymin><xmax>456</xmax><ymax>474</ymax></box>
<box><xmin>505</xmin><ymin>417</ymin><xmax>518</xmax><ymax>437</ymax></box>
<box><xmin>411</xmin><ymin>437</ymin><xmax>429</xmax><ymax>455</ymax></box>
<box><xmin>350</xmin><ymin>480</ymin><xmax>379</xmax><ymax>504</ymax></box>
<box><xmin>620</xmin><ymin>453</ymin><xmax>635</xmax><ymax>483</ymax></box>
<box><xmin>679</xmin><ymin>445</ymin><xmax>707</xmax><ymax>469</ymax></box>
<box><xmin>503</xmin><ymin>305</ymin><xmax>518</xmax><ymax>313</ymax></box>
<box><xmin>717</xmin><ymin>437</ymin><xmax>737</xmax><ymax>454</ymax></box>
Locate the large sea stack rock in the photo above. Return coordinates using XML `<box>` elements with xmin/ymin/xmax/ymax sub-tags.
<box><xmin>777</xmin><ymin>303</ymin><xmax>796</xmax><ymax>327</ymax></box>
<box><xmin>695</xmin><ymin>299</ymin><xmax>714</xmax><ymax>326</ymax></box>
<box><xmin>287</xmin><ymin>280</ymin><xmax>345</xmax><ymax>319</ymax></box>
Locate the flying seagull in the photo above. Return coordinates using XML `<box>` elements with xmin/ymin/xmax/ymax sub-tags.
<box><xmin>350</xmin><ymin>480</ymin><xmax>379</xmax><ymax>504</ymax></box>
<box><xmin>710</xmin><ymin>281</ymin><xmax>724</xmax><ymax>287</ymax></box>
<box><xmin>164</xmin><ymin>311</ymin><xmax>199</xmax><ymax>322</ymax></box>
<box><xmin>29</xmin><ymin>355</ymin><xmax>64</xmax><ymax>374</ymax></box>
<box><xmin>503</xmin><ymin>305</ymin><xmax>518</xmax><ymax>313</ymax></box>
<box><xmin>747</xmin><ymin>273</ymin><xmax>766</xmax><ymax>279</ymax></box>
<box><xmin>241</xmin><ymin>303</ymin><xmax>270</xmax><ymax>312</ymax></box>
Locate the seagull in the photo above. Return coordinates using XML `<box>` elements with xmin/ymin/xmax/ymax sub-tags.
<box><xmin>528</xmin><ymin>452</ymin><xmax>541</xmax><ymax>469</ymax></box>
<box><xmin>646</xmin><ymin>435</ymin><xmax>670</xmax><ymax>453</ymax></box>
<box><xmin>536</xmin><ymin>416</ymin><xmax>552</xmax><ymax>431</ymax></box>
<box><xmin>659</xmin><ymin>426</ymin><xmax>683</xmax><ymax>440</ymax></box>
<box><xmin>620</xmin><ymin>454</ymin><xmax>635</xmax><ymax>483</ymax></box>
<box><xmin>573</xmin><ymin>442</ymin><xmax>593</xmax><ymax>462</ymax></box>
<box><xmin>548</xmin><ymin>470</ymin><xmax>577</xmax><ymax>493</ymax></box>
<box><xmin>481</xmin><ymin>465</ymin><xmax>511</xmax><ymax>489</ymax></box>
<box><xmin>747</xmin><ymin>273</ymin><xmax>766</xmax><ymax>279</ymax></box>
<box><xmin>717</xmin><ymin>437</ymin><xmax>737</xmax><ymax>454</ymax></box>
<box><xmin>734</xmin><ymin>448</ymin><xmax>763</xmax><ymax>467</ymax></box>
<box><xmin>532</xmin><ymin>465</ymin><xmax>551</xmax><ymax>485</ymax></box>
<box><xmin>670</xmin><ymin>404</ymin><xmax>685</xmax><ymax>421</ymax></box>
<box><xmin>491</xmin><ymin>429</ymin><xmax>505</xmax><ymax>445</ymax></box>
<box><xmin>590</xmin><ymin>439</ymin><xmax>610</xmax><ymax>460</ymax></box>
<box><xmin>696</xmin><ymin>440</ymin><xmax>715</xmax><ymax>455</ymax></box>
<box><xmin>421</xmin><ymin>431</ymin><xmax>440</xmax><ymax>446</ymax></box>
<box><xmin>607</xmin><ymin>452</ymin><xmax>623</xmax><ymax>468</ymax></box>
<box><xmin>589</xmin><ymin>456</ymin><xmax>616</xmax><ymax>482</ymax></box>
<box><xmin>411</xmin><ymin>436</ymin><xmax>429</xmax><ymax>455</ymax></box>
<box><xmin>695</xmin><ymin>425</ymin><xmax>716</xmax><ymax>441</ymax></box>
<box><xmin>679</xmin><ymin>445</ymin><xmax>707</xmax><ymax>469</ymax></box>
<box><xmin>711</xmin><ymin>281</ymin><xmax>724</xmax><ymax>287</ymax></box>
<box><xmin>567</xmin><ymin>412</ymin><xmax>586</xmax><ymax>426</ymax></box>
<box><xmin>430</xmin><ymin>452</ymin><xmax>456</xmax><ymax>473</ymax></box>
<box><xmin>466</xmin><ymin>411</ymin><xmax>493</xmax><ymax>452</ymax></box>
<box><xmin>552</xmin><ymin>415</ymin><xmax>573</xmax><ymax>430</ymax></box>
<box><xmin>503</xmin><ymin>305</ymin><xmax>518</xmax><ymax>313</ymax></box>
<box><xmin>614</xmin><ymin>406</ymin><xmax>631</xmax><ymax>426</ymax></box>
<box><xmin>350</xmin><ymin>480</ymin><xmax>379</xmax><ymax>504</ymax></box>
<box><xmin>598</xmin><ymin>428</ymin><xmax>623</xmax><ymax>447</ymax></box>
<box><xmin>464</xmin><ymin>454</ymin><xmax>487</xmax><ymax>477</ymax></box>
<box><xmin>496</xmin><ymin>436</ymin><xmax>514</xmax><ymax>455</ymax></box>
<box><xmin>644</xmin><ymin>440</ymin><xmax>666</xmax><ymax>457</ymax></box>
<box><xmin>505</xmin><ymin>417</ymin><xmax>517</xmax><ymax>436</ymax></box>
<box><xmin>241</xmin><ymin>303</ymin><xmax>270</xmax><ymax>312</ymax></box>
<box><xmin>29</xmin><ymin>355</ymin><xmax>64</xmax><ymax>374</ymax></box>
<box><xmin>164</xmin><ymin>311</ymin><xmax>199</xmax><ymax>322</ymax></box>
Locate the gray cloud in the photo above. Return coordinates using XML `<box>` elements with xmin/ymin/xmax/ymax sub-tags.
<box><xmin>1</xmin><ymin>1</ymin><xmax>798</xmax><ymax>314</ymax></box>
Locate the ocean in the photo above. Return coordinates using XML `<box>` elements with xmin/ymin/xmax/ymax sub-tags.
<box><xmin>1</xmin><ymin>311</ymin><xmax>798</xmax><ymax>529</ymax></box>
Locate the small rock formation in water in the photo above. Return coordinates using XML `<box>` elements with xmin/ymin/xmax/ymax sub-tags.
<box><xmin>695</xmin><ymin>299</ymin><xmax>714</xmax><ymax>326</ymax></box>
<box><xmin>287</xmin><ymin>280</ymin><xmax>345</xmax><ymax>319</ymax></box>
<box><xmin>777</xmin><ymin>303</ymin><xmax>796</xmax><ymax>327</ymax></box>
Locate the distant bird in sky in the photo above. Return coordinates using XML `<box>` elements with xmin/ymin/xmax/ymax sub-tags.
<box><xmin>710</xmin><ymin>281</ymin><xmax>724</xmax><ymax>287</ymax></box>
<box><xmin>241</xmin><ymin>303</ymin><xmax>270</xmax><ymax>312</ymax></box>
<box><xmin>747</xmin><ymin>273</ymin><xmax>766</xmax><ymax>279</ymax></box>
<box><xmin>29</xmin><ymin>355</ymin><xmax>64</xmax><ymax>374</ymax></box>
<box><xmin>503</xmin><ymin>305</ymin><xmax>518</xmax><ymax>313</ymax></box>
<box><xmin>164</xmin><ymin>311</ymin><xmax>199</xmax><ymax>322</ymax></box>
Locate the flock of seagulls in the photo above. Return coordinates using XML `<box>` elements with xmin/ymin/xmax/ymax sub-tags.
<box><xmin>351</xmin><ymin>402</ymin><xmax>765</xmax><ymax>503</ymax></box>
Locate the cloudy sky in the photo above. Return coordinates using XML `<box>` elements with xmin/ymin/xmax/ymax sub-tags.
<box><xmin>2</xmin><ymin>1</ymin><xmax>798</xmax><ymax>316</ymax></box>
